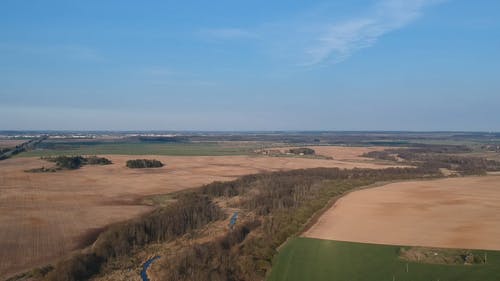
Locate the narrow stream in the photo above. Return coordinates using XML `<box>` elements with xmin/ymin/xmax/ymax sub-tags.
<box><xmin>141</xmin><ymin>256</ymin><xmax>160</xmax><ymax>281</ymax></box>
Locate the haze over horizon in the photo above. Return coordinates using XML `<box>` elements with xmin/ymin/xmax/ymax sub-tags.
<box><xmin>1</xmin><ymin>0</ymin><xmax>499</xmax><ymax>131</ymax></box>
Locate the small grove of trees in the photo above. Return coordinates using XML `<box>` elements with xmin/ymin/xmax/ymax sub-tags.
<box><xmin>46</xmin><ymin>156</ymin><xmax>112</xmax><ymax>170</ymax></box>
<box><xmin>126</xmin><ymin>159</ymin><xmax>164</xmax><ymax>168</ymax></box>
<box><xmin>46</xmin><ymin>156</ymin><xmax>85</xmax><ymax>169</ymax></box>
<box><xmin>84</xmin><ymin>156</ymin><xmax>113</xmax><ymax>165</ymax></box>
<box><xmin>288</xmin><ymin>147</ymin><xmax>315</xmax><ymax>155</ymax></box>
<box><xmin>26</xmin><ymin>156</ymin><xmax>112</xmax><ymax>172</ymax></box>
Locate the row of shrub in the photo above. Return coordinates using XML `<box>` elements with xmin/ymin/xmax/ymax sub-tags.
<box><xmin>25</xmin><ymin>167</ymin><xmax>59</xmax><ymax>173</ymax></box>
<box><xmin>0</xmin><ymin>136</ymin><xmax>47</xmax><ymax>160</ymax></box>
<box><xmin>126</xmin><ymin>159</ymin><xmax>164</xmax><ymax>168</ymax></box>
<box><xmin>288</xmin><ymin>147</ymin><xmax>315</xmax><ymax>155</ymax></box>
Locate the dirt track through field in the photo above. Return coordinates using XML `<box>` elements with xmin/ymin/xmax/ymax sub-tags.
<box><xmin>303</xmin><ymin>176</ymin><xmax>500</xmax><ymax>250</ymax></box>
<box><xmin>0</xmin><ymin>147</ymin><xmax>393</xmax><ymax>278</ymax></box>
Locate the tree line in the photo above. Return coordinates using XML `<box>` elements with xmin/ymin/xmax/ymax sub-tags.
<box><xmin>126</xmin><ymin>159</ymin><xmax>164</xmax><ymax>168</ymax></box>
<box><xmin>288</xmin><ymin>147</ymin><xmax>315</xmax><ymax>155</ymax></box>
<box><xmin>0</xmin><ymin>136</ymin><xmax>47</xmax><ymax>160</ymax></box>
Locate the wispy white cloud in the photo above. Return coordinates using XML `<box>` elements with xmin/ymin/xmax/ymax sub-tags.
<box><xmin>305</xmin><ymin>0</ymin><xmax>446</xmax><ymax>65</ymax></box>
<box><xmin>193</xmin><ymin>1</ymin><xmax>445</xmax><ymax>67</ymax></box>
<box><xmin>198</xmin><ymin>28</ymin><xmax>259</xmax><ymax>40</ymax></box>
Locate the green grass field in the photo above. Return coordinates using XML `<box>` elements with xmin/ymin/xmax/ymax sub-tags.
<box><xmin>268</xmin><ymin>238</ymin><xmax>500</xmax><ymax>281</ymax></box>
<box><xmin>19</xmin><ymin>141</ymin><xmax>259</xmax><ymax>157</ymax></box>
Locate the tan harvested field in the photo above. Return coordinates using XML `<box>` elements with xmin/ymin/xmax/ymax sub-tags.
<box><xmin>0</xmin><ymin>139</ymin><xmax>25</xmax><ymax>148</ymax></box>
<box><xmin>308</xmin><ymin>146</ymin><xmax>387</xmax><ymax>161</ymax></box>
<box><xmin>304</xmin><ymin>176</ymin><xmax>500</xmax><ymax>251</ymax></box>
<box><xmin>0</xmin><ymin>147</ymin><xmax>394</xmax><ymax>278</ymax></box>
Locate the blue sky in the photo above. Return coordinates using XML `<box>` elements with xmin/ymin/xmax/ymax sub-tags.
<box><xmin>1</xmin><ymin>0</ymin><xmax>499</xmax><ymax>131</ymax></box>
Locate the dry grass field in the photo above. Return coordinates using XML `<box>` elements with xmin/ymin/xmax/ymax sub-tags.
<box><xmin>308</xmin><ymin>146</ymin><xmax>388</xmax><ymax>161</ymax></box>
<box><xmin>304</xmin><ymin>175</ymin><xmax>500</xmax><ymax>251</ymax></box>
<box><xmin>0</xmin><ymin>139</ymin><xmax>25</xmax><ymax>148</ymax></box>
<box><xmin>262</xmin><ymin>145</ymin><xmax>388</xmax><ymax>160</ymax></box>
<box><xmin>0</xmin><ymin>146</ymin><xmax>393</xmax><ymax>278</ymax></box>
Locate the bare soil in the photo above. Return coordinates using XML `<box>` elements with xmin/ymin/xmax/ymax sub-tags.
<box><xmin>0</xmin><ymin>147</ymin><xmax>393</xmax><ymax>278</ymax></box>
<box><xmin>303</xmin><ymin>176</ymin><xmax>500</xmax><ymax>251</ymax></box>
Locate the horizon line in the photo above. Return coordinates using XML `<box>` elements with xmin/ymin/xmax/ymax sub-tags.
<box><xmin>0</xmin><ymin>130</ymin><xmax>498</xmax><ymax>134</ymax></box>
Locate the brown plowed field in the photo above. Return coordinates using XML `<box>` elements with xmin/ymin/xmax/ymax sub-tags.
<box><xmin>0</xmin><ymin>147</ymin><xmax>394</xmax><ymax>278</ymax></box>
<box><xmin>304</xmin><ymin>176</ymin><xmax>500</xmax><ymax>250</ymax></box>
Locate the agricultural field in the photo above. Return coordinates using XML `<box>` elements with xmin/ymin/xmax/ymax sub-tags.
<box><xmin>0</xmin><ymin>146</ymin><xmax>394</xmax><ymax>278</ymax></box>
<box><xmin>456</xmin><ymin>151</ymin><xmax>500</xmax><ymax>162</ymax></box>
<box><xmin>282</xmin><ymin>175</ymin><xmax>500</xmax><ymax>280</ymax></box>
<box><xmin>0</xmin><ymin>139</ymin><xmax>25</xmax><ymax>148</ymax></box>
<box><xmin>19</xmin><ymin>141</ymin><xmax>260</xmax><ymax>157</ymax></box>
<box><xmin>268</xmin><ymin>238</ymin><xmax>500</xmax><ymax>281</ymax></box>
<box><xmin>303</xmin><ymin>176</ymin><xmax>500</xmax><ymax>250</ymax></box>
<box><xmin>268</xmin><ymin>146</ymin><xmax>389</xmax><ymax>162</ymax></box>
